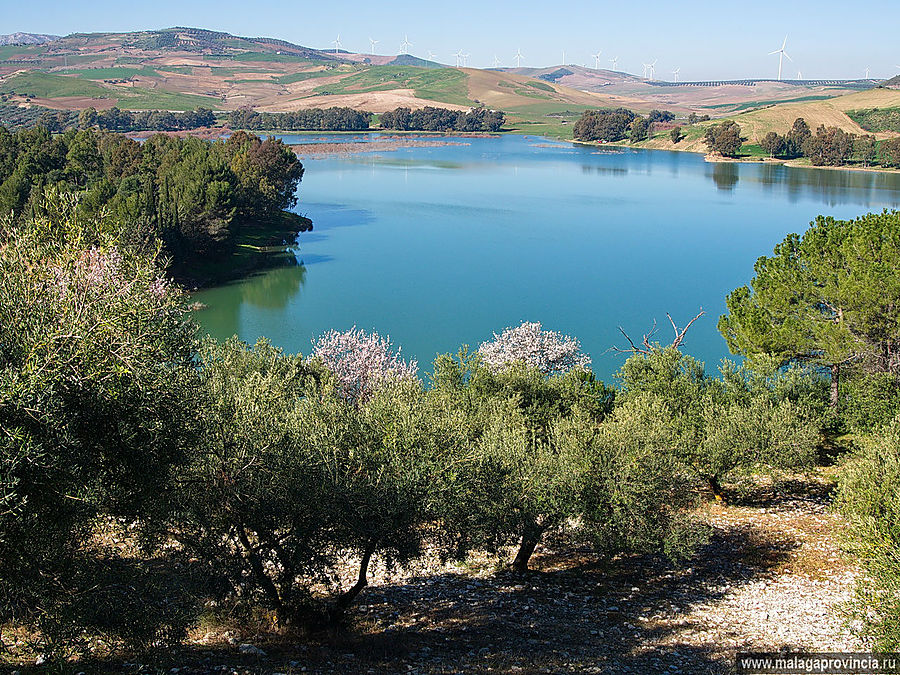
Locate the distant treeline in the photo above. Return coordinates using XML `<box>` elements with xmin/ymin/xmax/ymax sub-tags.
<box><xmin>0</xmin><ymin>104</ymin><xmax>217</xmax><ymax>133</ymax></box>
<box><xmin>0</xmin><ymin>126</ymin><xmax>306</xmax><ymax>276</ymax></box>
<box><xmin>572</xmin><ymin>108</ymin><xmax>675</xmax><ymax>144</ymax></box>
<box><xmin>228</xmin><ymin>108</ymin><xmax>372</xmax><ymax>131</ymax></box>
<box><xmin>379</xmin><ymin>106</ymin><xmax>505</xmax><ymax>132</ymax></box>
<box><xmin>755</xmin><ymin>118</ymin><xmax>900</xmax><ymax>167</ymax></box>
<box><xmin>0</xmin><ymin>104</ymin><xmax>78</xmax><ymax>132</ymax></box>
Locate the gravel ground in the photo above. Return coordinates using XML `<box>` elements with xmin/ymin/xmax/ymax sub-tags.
<box><xmin>8</xmin><ymin>480</ymin><xmax>859</xmax><ymax>675</ymax></box>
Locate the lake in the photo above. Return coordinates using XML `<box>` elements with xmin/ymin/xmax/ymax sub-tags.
<box><xmin>194</xmin><ymin>134</ymin><xmax>900</xmax><ymax>382</ymax></box>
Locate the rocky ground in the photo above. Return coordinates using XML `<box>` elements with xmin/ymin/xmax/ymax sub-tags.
<box><xmin>6</xmin><ymin>478</ymin><xmax>859</xmax><ymax>675</ymax></box>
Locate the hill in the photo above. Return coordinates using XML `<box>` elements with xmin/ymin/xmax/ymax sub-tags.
<box><xmin>0</xmin><ymin>33</ymin><xmax>59</xmax><ymax>46</ymax></box>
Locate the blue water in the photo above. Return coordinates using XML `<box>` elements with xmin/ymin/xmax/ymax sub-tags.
<box><xmin>194</xmin><ymin>134</ymin><xmax>900</xmax><ymax>383</ymax></box>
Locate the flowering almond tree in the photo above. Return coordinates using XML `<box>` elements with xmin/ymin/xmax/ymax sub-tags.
<box><xmin>311</xmin><ymin>327</ymin><xmax>418</xmax><ymax>403</ymax></box>
<box><xmin>478</xmin><ymin>321</ymin><xmax>591</xmax><ymax>375</ymax></box>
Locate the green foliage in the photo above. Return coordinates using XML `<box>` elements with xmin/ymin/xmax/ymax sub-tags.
<box><xmin>229</xmin><ymin>107</ymin><xmax>371</xmax><ymax>132</ymax></box>
<box><xmin>380</xmin><ymin>106</ymin><xmax>504</xmax><ymax>132</ymax></box>
<box><xmin>835</xmin><ymin>421</ymin><xmax>900</xmax><ymax>649</ymax></box>
<box><xmin>573</xmin><ymin>108</ymin><xmax>636</xmax><ymax>143</ymax></box>
<box><xmin>847</xmin><ymin>107</ymin><xmax>900</xmax><ymax>134</ymax></box>
<box><xmin>176</xmin><ymin>338</ymin><xmax>464</xmax><ymax>625</ymax></box>
<box><xmin>719</xmin><ymin>211</ymin><xmax>900</xmax><ymax>413</ymax></box>
<box><xmin>0</xmin><ymin>125</ymin><xmax>304</xmax><ymax>276</ymax></box>
<box><xmin>803</xmin><ymin>124</ymin><xmax>854</xmax><ymax>166</ymax></box>
<box><xmin>703</xmin><ymin>120</ymin><xmax>743</xmax><ymax>157</ymax></box>
<box><xmin>760</xmin><ymin>131</ymin><xmax>786</xmax><ymax>157</ymax></box>
<box><xmin>430</xmin><ymin>349</ymin><xmax>695</xmax><ymax>572</ymax></box>
<box><xmin>617</xmin><ymin>349</ymin><xmax>821</xmax><ymax>498</ymax></box>
<box><xmin>785</xmin><ymin>117</ymin><xmax>811</xmax><ymax>158</ymax></box>
<box><xmin>840</xmin><ymin>373</ymin><xmax>900</xmax><ymax>433</ymax></box>
<box><xmin>630</xmin><ymin>116</ymin><xmax>649</xmax><ymax>143</ymax></box>
<box><xmin>0</xmin><ymin>192</ymin><xmax>199</xmax><ymax>653</ymax></box>
<box><xmin>670</xmin><ymin>126</ymin><xmax>684</xmax><ymax>144</ymax></box>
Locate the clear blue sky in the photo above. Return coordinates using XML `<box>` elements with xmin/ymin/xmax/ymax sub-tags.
<box><xmin>6</xmin><ymin>0</ymin><xmax>899</xmax><ymax>81</ymax></box>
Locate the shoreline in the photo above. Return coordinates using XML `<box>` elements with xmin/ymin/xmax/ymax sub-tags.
<box><xmin>573</xmin><ymin>138</ymin><xmax>900</xmax><ymax>175</ymax></box>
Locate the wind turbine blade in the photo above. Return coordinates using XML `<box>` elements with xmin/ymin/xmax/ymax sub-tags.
<box><xmin>783</xmin><ymin>51</ymin><xmax>792</xmax><ymax>62</ymax></box>
<box><xmin>768</xmin><ymin>49</ymin><xmax>781</xmax><ymax>55</ymax></box>
<box><xmin>782</xmin><ymin>35</ymin><xmax>788</xmax><ymax>49</ymax></box>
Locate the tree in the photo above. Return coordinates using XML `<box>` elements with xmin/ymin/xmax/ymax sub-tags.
<box><xmin>0</xmin><ymin>191</ymin><xmax>198</xmax><ymax>652</ymax></box>
<box><xmin>803</xmin><ymin>125</ymin><xmax>854</xmax><ymax>166</ymax></box>
<box><xmin>835</xmin><ymin>420</ymin><xmax>900</xmax><ymax>649</ymax></box>
<box><xmin>760</xmin><ymin>131</ymin><xmax>786</xmax><ymax>158</ymax></box>
<box><xmin>616</xmin><ymin>349</ymin><xmax>819</xmax><ymax>500</ymax></box>
<box><xmin>311</xmin><ymin>327</ymin><xmax>418</xmax><ymax>403</ymax></box>
<box><xmin>477</xmin><ymin>321</ymin><xmax>590</xmax><ymax>375</ymax></box>
<box><xmin>703</xmin><ymin>121</ymin><xmax>743</xmax><ymax>157</ymax></box>
<box><xmin>670</xmin><ymin>126</ymin><xmax>684</xmax><ymax>144</ymax></box>
<box><xmin>854</xmin><ymin>134</ymin><xmax>878</xmax><ymax>167</ymax></box>
<box><xmin>882</xmin><ymin>137</ymin><xmax>900</xmax><ymax>168</ymax></box>
<box><xmin>785</xmin><ymin>117</ymin><xmax>811</xmax><ymax>158</ymax></box>
<box><xmin>630</xmin><ymin>116</ymin><xmax>649</xmax><ymax>143</ymax></box>
<box><xmin>573</xmin><ymin>109</ymin><xmax>636</xmax><ymax>143</ymax></box>
<box><xmin>719</xmin><ymin>210</ymin><xmax>900</xmax><ymax>408</ymax></box>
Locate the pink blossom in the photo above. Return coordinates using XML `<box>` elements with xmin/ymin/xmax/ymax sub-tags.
<box><xmin>311</xmin><ymin>327</ymin><xmax>418</xmax><ymax>403</ymax></box>
<box><xmin>478</xmin><ymin>321</ymin><xmax>591</xmax><ymax>375</ymax></box>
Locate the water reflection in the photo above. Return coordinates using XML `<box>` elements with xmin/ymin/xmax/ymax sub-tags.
<box><xmin>240</xmin><ymin>262</ymin><xmax>307</xmax><ymax>310</ymax></box>
<box><xmin>711</xmin><ymin>163</ymin><xmax>739</xmax><ymax>191</ymax></box>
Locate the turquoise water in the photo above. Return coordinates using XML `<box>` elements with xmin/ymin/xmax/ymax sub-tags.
<box><xmin>194</xmin><ymin>134</ymin><xmax>900</xmax><ymax>382</ymax></box>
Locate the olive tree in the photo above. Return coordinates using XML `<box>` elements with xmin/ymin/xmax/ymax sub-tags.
<box><xmin>617</xmin><ymin>348</ymin><xmax>820</xmax><ymax>500</ymax></box>
<box><xmin>0</xmin><ymin>191</ymin><xmax>199</xmax><ymax>653</ymax></box>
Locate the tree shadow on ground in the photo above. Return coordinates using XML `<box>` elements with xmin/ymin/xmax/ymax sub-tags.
<box><xmin>22</xmin><ymin>514</ymin><xmax>800</xmax><ymax>675</ymax></box>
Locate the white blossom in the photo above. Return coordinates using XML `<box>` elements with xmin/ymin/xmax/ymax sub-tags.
<box><xmin>478</xmin><ymin>321</ymin><xmax>591</xmax><ymax>375</ymax></box>
<box><xmin>311</xmin><ymin>327</ymin><xmax>418</xmax><ymax>403</ymax></box>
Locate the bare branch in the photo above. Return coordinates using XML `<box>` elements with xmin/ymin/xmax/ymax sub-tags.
<box><xmin>611</xmin><ymin>310</ymin><xmax>705</xmax><ymax>356</ymax></box>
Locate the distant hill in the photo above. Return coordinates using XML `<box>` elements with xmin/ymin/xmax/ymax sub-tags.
<box><xmin>0</xmin><ymin>33</ymin><xmax>59</xmax><ymax>46</ymax></box>
<box><xmin>882</xmin><ymin>75</ymin><xmax>900</xmax><ymax>89</ymax></box>
<box><xmin>389</xmin><ymin>54</ymin><xmax>443</xmax><ymax>68</ymax></box>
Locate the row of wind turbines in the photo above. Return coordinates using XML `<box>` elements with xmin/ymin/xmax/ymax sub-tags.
<box><xmin>329</xmin><ymin>33</ymin><xmax>895</xmax><ymax>82</ymax></box>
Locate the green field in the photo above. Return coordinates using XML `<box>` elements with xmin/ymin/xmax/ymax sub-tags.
<box><xmin>0</xmin><ymin>72</ymin><xmax>110</xmax><ymax>98</ymax></box>
<box><xmin>314</xmin><ymin>66</ymin><xmax>471</xmax><ymax>106</ymax></box>
<box><xmin>705</xmin><ymin>95</ymin><xmax>835</xmax><ymax>112</ymax></box>
<box><xmin>275</xmin><ymin>70</ymin><xmax>340</xmax><ymax>85</ymax></box>
<box><xmin>70</xmin><ymin>66</ymin><xmax>160</xmax><ymax>80</ymax></box>
<box><xmin>115</xmin><ymin>89</ymin><xmax>220</xmax><ymax>111</ymax></box>
<box><xmin>0</xmin><ymin>45</ymin><xmax>46</xmax><ymax>61</ymax></box>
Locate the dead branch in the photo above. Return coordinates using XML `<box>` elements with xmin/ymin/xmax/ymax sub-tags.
<box><xmin>610</xmin><ymin>310</ymin><xmax>705</xmax><ymax>356</ymax></box>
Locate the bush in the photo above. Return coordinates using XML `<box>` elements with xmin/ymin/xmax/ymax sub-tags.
<box><xmin>835</xmin><ymin>421</ymin><xmax>900</xmax><ymax>649</ymax></box>
<box><xmin>431</xmin><ymin>348</ymin><xmax>695</xmax><ymax>572</ymax></box>
<box><xmin>841</xmin><ymin>372</ymin><xmax>900</xmax><ymax>432</ymax></box>
<box><xmin>617</xmin><ymin>348</ymin><xmax>820</xmax><ymax>499</ymax></box>
<box><xmin>0</xmin><ymin>192</ymin><xmax>198</xmax><ymax>654</ymax></box>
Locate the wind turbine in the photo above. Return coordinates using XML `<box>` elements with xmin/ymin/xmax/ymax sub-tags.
<box><xmin>492</xmin><ymin>55</ymin><xmax>501</xmax><ymax>67</ymax></box>
<box><xmin>768</xmin><ymin>36</ymin><xmax>791</xmax><ymax>81</ymax></box>
<box><xmin>672</xmin><ymin>67</ymin><xmax>680</xmax><ymax>82</ymax></box>
<box><xmin>592</xmin><ymin>51</ymin><xmax>603</xmax><ymax>69</ymax></box>
<box><xmin>609</xmin><ymin>56</ymin><xmax>618</xmax><ymax>70</ymax></box>
<box><xmin>642</xmin><ymin>60</ymin><xmax>656</xmax><ymax>79</ymax></box>
<box><xmin>369</xmin><ymin>37</ymin><xmax>379</xmax><ymax>54</ymax></box>
<box><xmin>331</xmin><ymin>34</ymin><xmax>342</xmax><ymax>54</ymax></box>
<box><xmin>865</xmin><ymin>66</ymin><xmax>870</xmax><ymax>79</ymax></box>
<box><xmin>454</xmin><ymin>50</ymin><xmax>463</xmax><ymax>67</ymax></box>
<box><xmin>462</xmin><ymin>53</ymin><xmax>470</xmax><ymax>67</ymax></box>
<box><xmin>797</xmin><ymin>70</ymin><xmax>802</xmax><ymax>80</ymax></box>
<box><xmin>400</xmin><ymin>34</ymin><xmax>412</xmax><ymax>54</ymax></box>
<box><xmin>514</xmin><ymin>48</ymin><xmax>524</xmax><ymax>67</ymax></box>
<box><xmin>642</xmin><ymin>62</ymin><xmax>650</xmax><ymax>78</ymax></box>
<box><xmin>427</xmin><ymin>50</ymin><xmax>436</xmax><ymax>61</ymax></box>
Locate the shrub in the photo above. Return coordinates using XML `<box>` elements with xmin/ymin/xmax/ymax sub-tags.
<box><xmin>0</xmin><ymin>192</ymin><xmax>198</xmax><ymax>654</ymax></box>
<box><xmin>841</xmin><ymin>372</ymin><xmax>900</xmax><ymax>433</ymax></box>
<box><xmin>835</xmin><ymin>421</ymin><xmax>900</xmax><ymax>649</ymax></box>
<box><xmin>617</xmin><ymin>348</ymin><xmax>820</xmax><ymax>499</ymax></box>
